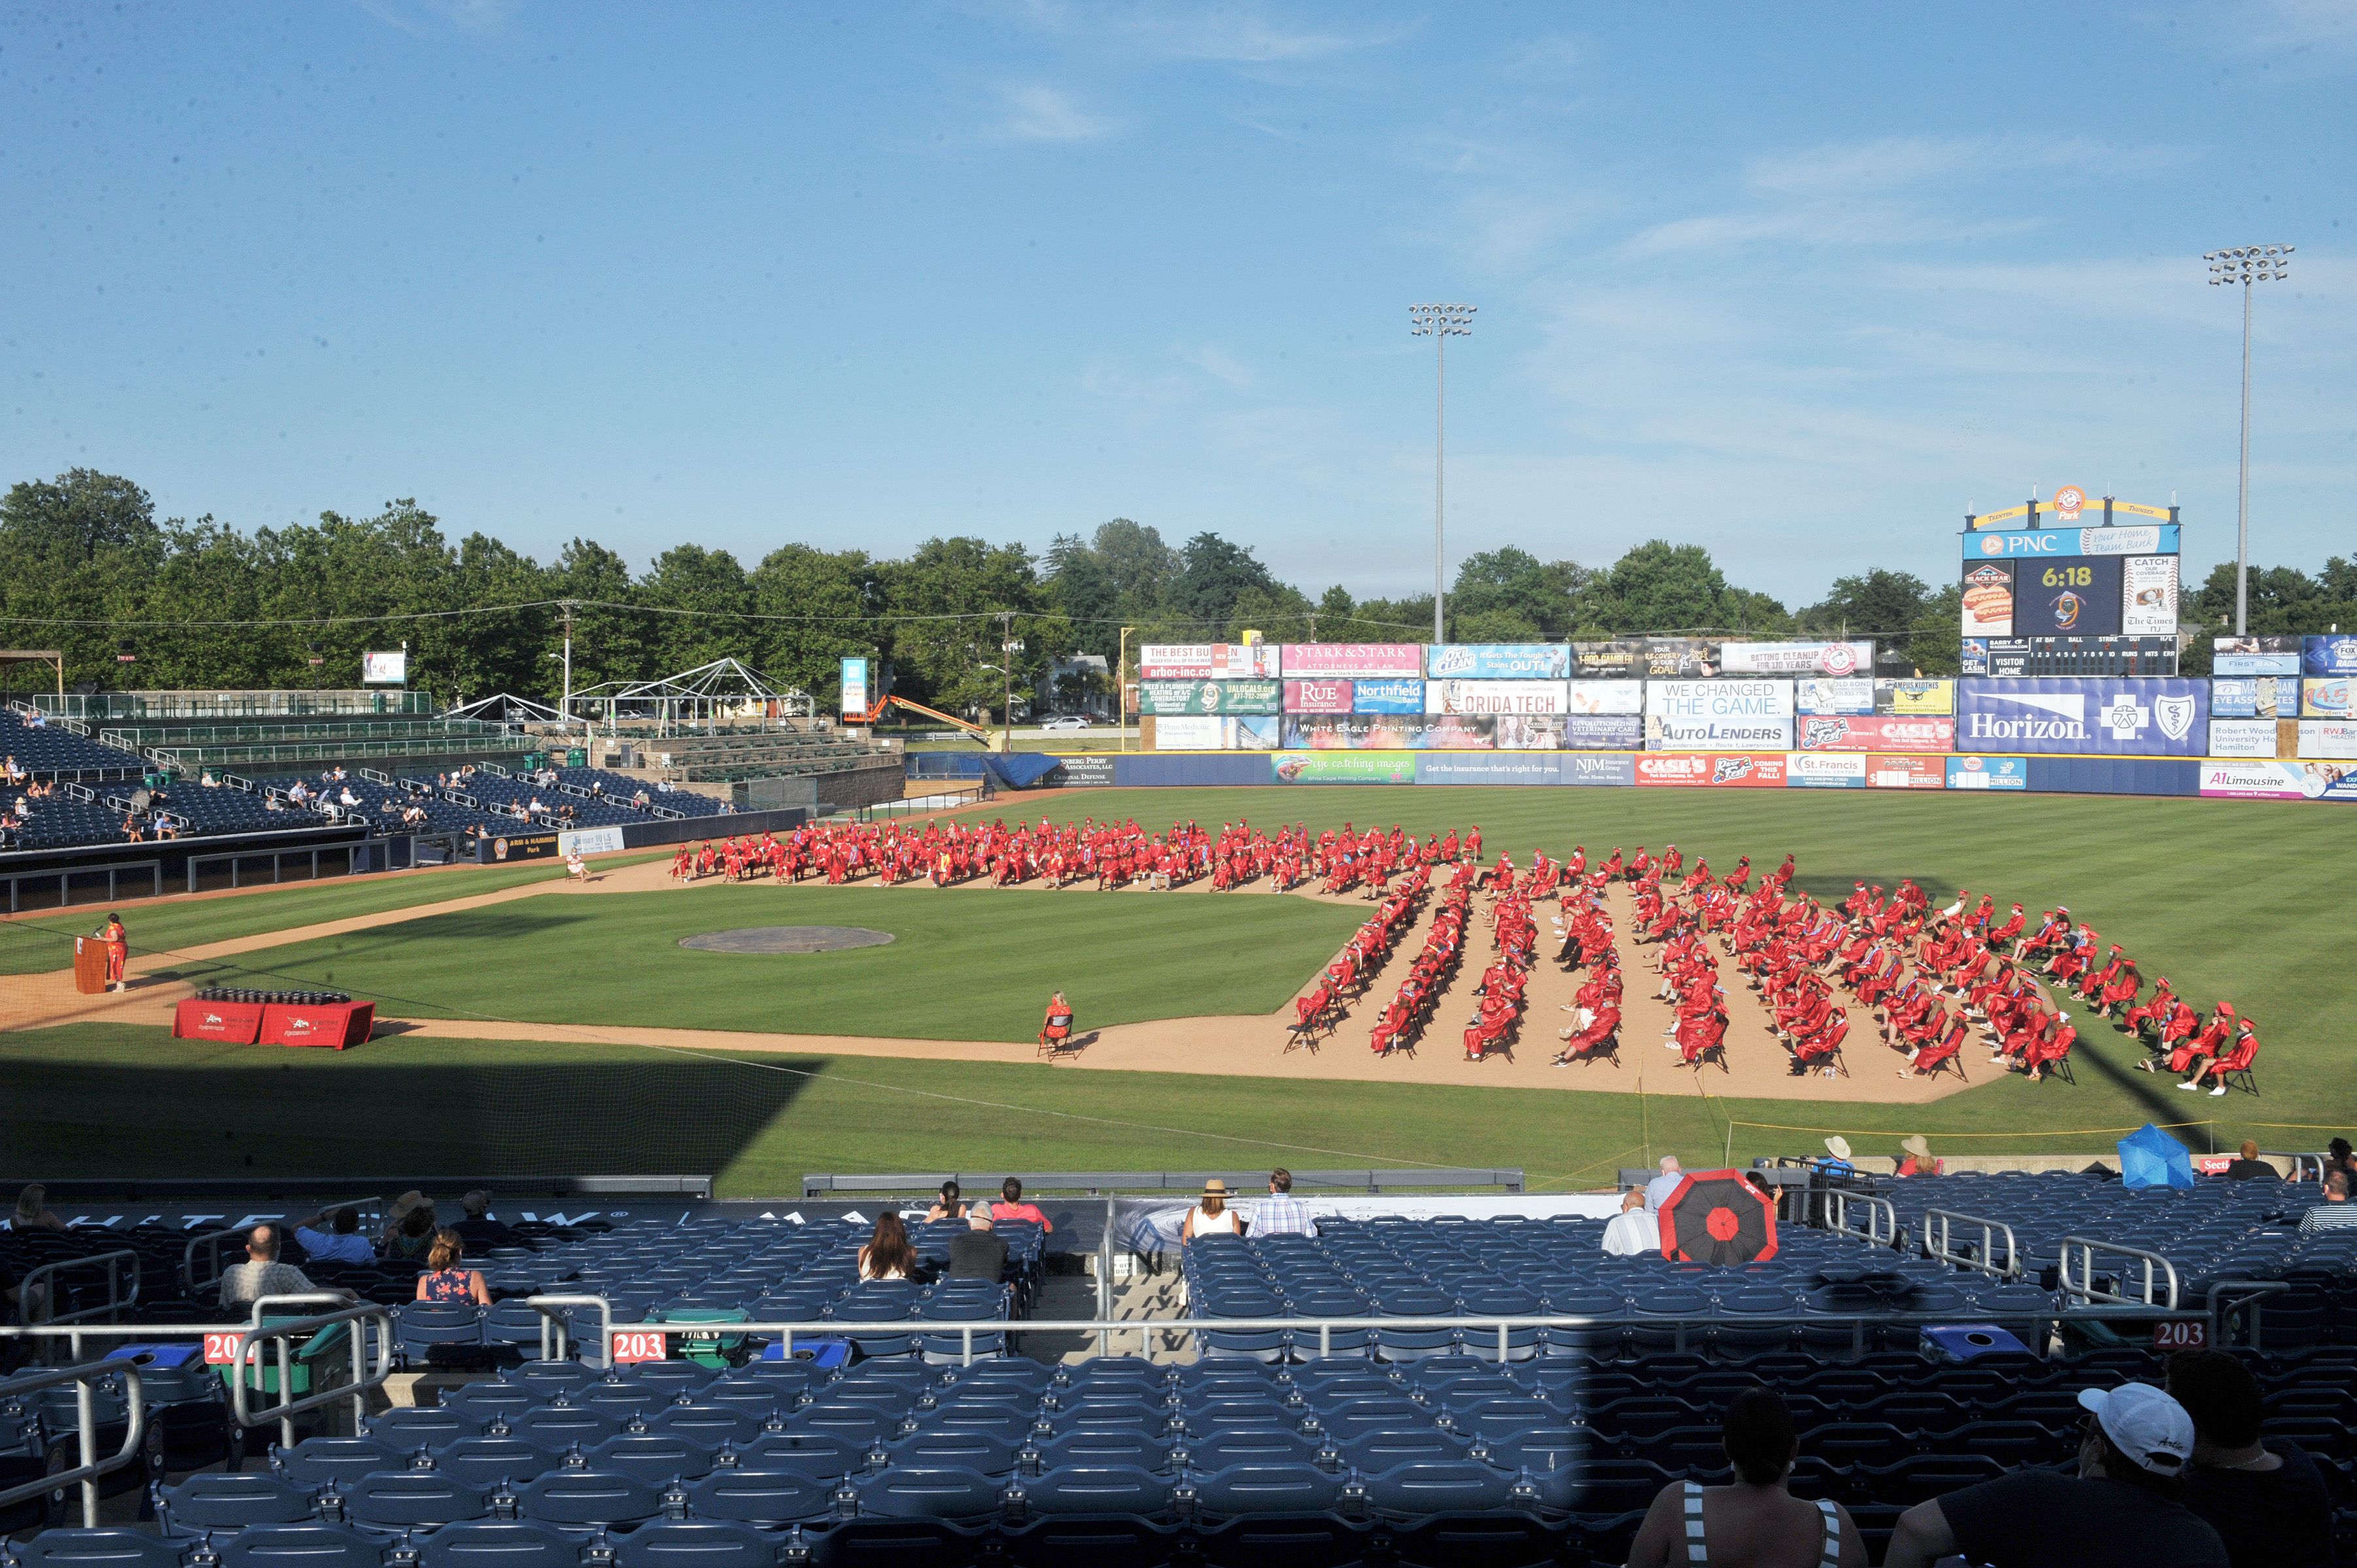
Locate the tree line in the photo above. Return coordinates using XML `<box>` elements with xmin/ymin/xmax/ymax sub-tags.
<box><xmin>2</xmin><ymin>469</ymin><xmax>2349</xmax><ymax>711</ymax></box>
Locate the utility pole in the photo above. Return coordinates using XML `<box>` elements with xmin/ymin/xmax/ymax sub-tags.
<box><xmin>2203</xmin><ymin>246</ymin><xmax>2293</xmax><ymax>634</ymax></box>
<box><xmin>1409</xmin><ymin>302</ymin><xmax>1475</xmax><ymax>644</ymax></box>
<box><xmin>559</xmin><ymin>600</ymin><xmax>578</xmax><ymax>731</ymax></box>
<box><xmin>998</xmin><ymin>611</ymin><xmax>1017</xmax><ymax>755</ymax></box>
<box><xmin>1117</xmin><ymin>625</ymin><xmax>1135</xmax><ymax>753</ymax></box>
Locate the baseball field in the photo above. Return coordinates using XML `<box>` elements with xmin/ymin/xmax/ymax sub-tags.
<box><xmin>3</xmin><ymin>786</ymin><xmax>2351</xmax><ymax>1194</ymax></box>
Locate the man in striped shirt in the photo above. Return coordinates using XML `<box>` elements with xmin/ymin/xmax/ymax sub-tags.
<box><xmin>1253</xmin><ymin>1168</ymin><xmax>1317</xmax><ymax>1238</ymax></box>
<box><xmin>2298</xmin><ymin>1170</ymin><xmax>2357</xmax><ymax>1233</ymax></box>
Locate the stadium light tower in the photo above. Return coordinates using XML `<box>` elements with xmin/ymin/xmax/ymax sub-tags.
<box><xmin>2205</xmin><ymin>246</ymin><xmax>2292</xmax><ymax>635</ymax></box>
<box><xmin>1409</xmin><ymin>303</ymin><xmax>1475</xmax><ymax>644</ymax></box>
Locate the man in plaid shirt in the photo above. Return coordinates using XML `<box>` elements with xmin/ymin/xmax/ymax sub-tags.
<box><xmin>1252</xmin><ymin>1168</ymin><xmax>1317</xmax><ymax>1238</ymax></box>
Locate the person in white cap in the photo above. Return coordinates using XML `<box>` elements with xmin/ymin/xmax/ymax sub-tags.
<box><xmin>1883</xmin><ymin>1381</ymin><xmax>2226</xmax><ymax>1567</ymax></box>
<box><xmin>1813</xmin><ymin>1137</ymin><xmax>1855</xmax><ymax>1179</ymax></box>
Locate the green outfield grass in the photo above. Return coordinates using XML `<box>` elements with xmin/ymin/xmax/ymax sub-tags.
<box><xmin>7</xmin><ymin>788</ymin><xmax>2352</xmax><ymax>1185</ymax></box>
<box><xmin>0</xmin><ymin>853</ymin><xmax>665</xmax><ymax>976</ymax></box>
<box><xmin>155</xmin><ymin>883</ymin><xmax>1368</xmax><ymax>1040</ymax></box>
<box><xmin>0</xmin><ymin>1022</ymin><xmax>2279</xmax><ymax>1196</ymax></box>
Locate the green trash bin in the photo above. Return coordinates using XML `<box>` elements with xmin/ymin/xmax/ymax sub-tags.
<box><xmin>653</xmin><ymin>1305</ymin><xmax>751</xmax><ymax>1368</ymax></box>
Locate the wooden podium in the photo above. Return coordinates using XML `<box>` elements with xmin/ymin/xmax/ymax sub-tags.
<box><xmin>73</xmin><ymin>935</ymin><xmax>109</xmax><ymax>994</ymax></box>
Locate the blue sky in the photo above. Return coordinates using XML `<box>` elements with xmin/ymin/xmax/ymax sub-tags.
<box><xmin>3</xmin><ymin>1</ymin><xmax>2351</xmax><ymax>606</ymax></box>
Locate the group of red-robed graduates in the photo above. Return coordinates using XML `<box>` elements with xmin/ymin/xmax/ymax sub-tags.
<box><xmin>1293</xmin><ymin>867</ymin><xmax>1434</xmax><ymax>1046</ymax></box>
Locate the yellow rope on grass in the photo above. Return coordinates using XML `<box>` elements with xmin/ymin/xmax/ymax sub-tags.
<box><xmin>1724</xmin><ymin>1117</ymin><xmax>2217</xmax><ymax>1140</ymax></box>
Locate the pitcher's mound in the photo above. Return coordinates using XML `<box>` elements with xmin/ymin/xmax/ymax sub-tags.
<box><xmin>679</xmin><ymin>926</ymin><xmax>896</xmax><ymax>954</ymax></box>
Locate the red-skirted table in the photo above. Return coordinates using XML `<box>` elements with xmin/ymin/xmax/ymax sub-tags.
<box><xmin>173</xmin><ymin>1000</ymin><xmax>374</xmax><ymax>1049</ymax></box>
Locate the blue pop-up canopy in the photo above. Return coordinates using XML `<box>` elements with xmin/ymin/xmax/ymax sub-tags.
<box><xmin>2117</xmin><ymin>1122</ymin><xmax>2196</xmax><ymax>1190</ymax></box>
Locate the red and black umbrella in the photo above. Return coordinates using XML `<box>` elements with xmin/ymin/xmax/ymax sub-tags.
<box><xmin>1658</xmin><ymin>1169</ymin><xmax>1779</xmax><ymax>1264</ymax></box>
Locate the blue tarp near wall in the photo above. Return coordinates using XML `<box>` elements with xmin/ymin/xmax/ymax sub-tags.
<box><xmin>904</xmin><ymin>751</ymin><xmax>1064</xmax><ymax>789</ymax></box>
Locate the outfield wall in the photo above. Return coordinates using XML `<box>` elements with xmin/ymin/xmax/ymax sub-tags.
<box><xmin>1013</xmin><ymin>750</ymin><xmax>2356</xmax><ymax>802</ymax></box>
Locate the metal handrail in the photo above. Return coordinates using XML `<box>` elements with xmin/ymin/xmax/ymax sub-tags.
<box><xmin>0</xmin><ymin>1358</ymin><xmax>146</xmax><ymax>1527</ymax></box>
<box><xmin>16</xmin><ymin>1249</ymin><xmax>140</xmax><ymax>1327</ymax></box>
<box><xmin>524</xmin><ymin>1293</ymin><xmax>613</xmax><ymax>1366</ymax></box>
<box><xmin>229</xmin><ymin>1295</ymin><xmax>395</xmax><ymax>1450</ymax></box>
<box><xmin>2060</xmin><ymin>1235</ymin><xmax>2181</xmax><ymax>1309</ymax></box>
<box><xmin>1821</xmin><ymin>1189</ymin><xmax>1897</xmax><ymax>1247</ymax></box>
<box><xmin>2203</xmin><ymin>1278</ymin><xmax>2293</xmax><ymax>1351</ymax></box>
<box><xmin>522</xmin><ymin>1299</ymin><xmax>2207</xmax><ymax>1371</ymax></box>
<box><xmin>182</xmin><ymin>1200</ymin><xmax>386</xmax><ymax>1296</ymax></box>
<box><xmin>1922</xmin><ymin>1208</ymin><xmax>2020</xmax><ymax>1280</ymax></box>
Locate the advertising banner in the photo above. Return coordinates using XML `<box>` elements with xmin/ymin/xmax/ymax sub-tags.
<box><xmin>1566</xmin><ymin>679</ymin><xmax>1644</xmax><ymax>715</ymax></box>
<box><xmin>1279</xmin><ymin>715</ymin><xmax>1493</xmax><ymax>750</ymax></box>
<box><xmin>2214</xmin><ymin>636</ymin><xmax>2304</xmax><ymax>676</ymax></box>
<box><xmin>1272</xmin><ymin>751</ymin><xmax>1416</xmax><ymax>785</ymax></box>
<box><xmin>1279</xmin><ymin>643</ymin><xmax>1424</xmax><ymax>678</ymax></box>
<box><xmin>1151</xmin><ymin>715</ymin><xmax>1226</xmax><ymax>751</ymax></box>
<box><xmin>1138</xmin><ymin>678</ymin><xmax>1282</xmax><ymax>716</ymax></box>
<box><xmin>2303</xmin><ymin>762</ymin><xmax>2357</xmax><ymax>801</ymax></box>
<box><xmin>1560</xmin><ymin>714</ymin><xmax>1645</xmax><ymax>750</ymax></box>
<box><xmin>1283</xmin><ymin>678</ymin><xmax>1354</xmax><ymax>713</ymax></box>
<box><xmin>2120</xmin><ymin>557</ymin><xmax>2179</xmax><ymax>636</ymax></box>
<box><xmin>2303</xmin><ymin>636</ymin><xmax>2357</xmax><ymax>676</ymax></box>
<box><xmin>1211</xmin><ymin>643</ymin><xmax>1281</xmax><ymax>679</ymax></box>
<box><xmin>1795</xmin><ymin>715</ymin><xmax>1955</xmax><ymax>752</ymax></box>
<box><xmin>480</xmin><ymin>832</ymin><xmax>559</xmax><ymax>862</ymax></box>
<box><xmin>1720</xmin><ymin>640</ymin><xmax>1873</xmax><ymax>676</ymax></box>
<box><xmin>1425</xmin><ymin>679</ymin><xmax>1568</xmax><ymax>716</ymax></box>
<box><xmin>1945</xmin><ymin>755</ymin><xmax>2028</xmax><ymax>791</ymax></box>
<box><xmin>1636</xmin><ymin>753</ymin><xmax>1788</xmax><ymax>787</ymax></box>
<box><xmin>2300</xmin><ymin>721</ymin><xmax>2357</xmax><ymax>760</ymax></box>
<box><xmin>1415</xmin><ymin>753</ymin><xmax>1564</xmax><ymax>785</ymax></box>
<box><xmin>1961</xmin><ymin>563</ymin><xmax>2014</xmax><ymax>636</ymax></box>
<box><xmin>1138</xmin><ymin>644</ymin><xmax>1215</xmax><ymax>679</ymax></box>
<box><xmin>558</xmin><ymin>826</ymin><xmax>627</xmax><ymax>857</ymax></box>
<box><xmin>361</xmin><ymin>650</ymin><xmax>408</xmax><ymax>685</ymax></box>
<box><xmin>1493</xmin><ymin>715</ymin><xmax>1570</xmax><ymax>750</ymax></box>
<box><xmin>2198</xmin><ymin>761</ymin><xmax>2307</xmax><ymax>801</ymax></box>
<box><xmin>1424</xmin><ymin>644</ymin><xmax>1570</xmax><ymax>679</ymax></box>
<box><xmin>1962</xmin><ymin>523</ymin><xmax>2179</xmax><ymax>559</ymax></box>
<box><xmin>1049</xmin><ymin>756</ymin><xmax>1118</xmax><ymax>787</ymax></box>
<box><xmin>1955</xmin><ymin>678</ymin><xmax>2210</xmax><ymax>757</ymax></box>
<box><xmin>839</xmin><ymin>657</ymin><xmax>869</xmax><ymax>719</ymax></box>
<box><xmin>1230</xmin><ymin>716</ymin><xmax>1279</xmax><ymax>750</ymax></box>
<box><xmin>1876</xmin><ymin>679</ymin><xmax>1956</xmax><ymax>715</ymax></box>
<box><xmin>1563</xmin><ymin>753</ymin><xmax>1638</xmax><ymax>788</ymax></box>
<box><xmin>2302</xmin><ymin>678</ymin><xmax>2354</xmax><ymax>718</ymax></box>
<box><xmin>2012</xmin><ymin>556</ymin><xmax>2124</xmax><ymax>637</ymax></box>
<box><xmin>1351</xmin><ymin>678</ymin><xmax>1425</xmax><ymax>713</ymax></box>
<box><xmin>1796</xmin><ymin>678</ymin><xmax>1875</xmax><ymax>716</ymax></box>
<box><xmin>1644</xmin><ymin>679</ymin><xmax>1795</xmax><ymax>751</ymax></box>
<box><xmin>1785</xmin><ymin>753</ymin><xmax>1867</xmax><ymax>789</ymax></box>
<box><xmin>2210</xmin><ymin>678</ymin><xmax>2300</xmax><ymax>719</ymax></box>
<box><xmin>2205</xmin><ymin>719</ymin><xmax>2286</xmax><ymax>760</ymax></box>
<box><xmin>1868</xmin><ymin>755</ymin><xmax>1946</xmax><ymax>789</ymax></box>
<box><xmin>1572</xmin><ymin>637</ymin><xmax>1718</xmax><ymax>678</ymax></box>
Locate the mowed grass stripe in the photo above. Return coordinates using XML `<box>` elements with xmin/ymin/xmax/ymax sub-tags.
<box><xmin>0</xmin><ymin>857</ymin><xmax>659</xmax><ymax>976</ymax></box>
<box><xmin>0</xmin><ymin>1024</ymin><xmax>2267</xmax><ymax>1198</ymax></box>
<box><xmin>167</xmin><ymin>885</ymin><xmax>1369</xmax><ymax>1041</ymax></box>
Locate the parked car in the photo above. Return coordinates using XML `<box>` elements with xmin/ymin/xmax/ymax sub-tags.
<box><xmin>1038</xmin><ymin>715</ymin><xmax>1095</xmax><ymax>731</ymax></box>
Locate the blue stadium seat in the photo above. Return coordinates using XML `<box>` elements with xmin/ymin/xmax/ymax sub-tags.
<box><xmin>516</xmin><ymin>1469</ymin><xmax>664</xmax><ymax>1531</ymax></box>
<box><xmin>214</xmin><ymin>1526</ymin><xmax>384</xmax><ymax>1568</ymax></box>
<box><xmin>612</xmin><ymin>1520</ymin><xmax>778</xmax><ymax>1568</ymax></box>
<box><xmin>854</xmin><ymin>1465</ymin><xmax>1004</xmax><ymax>1522</ymax></box>
<box><xmin>683</xmin><ymin>1469</ymin><xmax>832</xmax><ymax>1527</ymax></box>
<box><xmin>155</xmin><ymin>1471</ymin><xmax>318</xmax><ymax>1534</ymax></box>
<box><xmin>337</xmin><ymin>1471</ymin><xmax>491</xmax><ymax>1533</ymax></box>
<box><xmin>1191</xmin><ymin>1462</ymin><xmax>1345</xmax><ymax>1519</ymax></box>
<box><xmin>417</xmin><ymin>1522</ymin><xmax>582</xmax><ymax>1568</ymax></box>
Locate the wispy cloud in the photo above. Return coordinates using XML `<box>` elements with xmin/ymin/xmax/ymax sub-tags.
<box><xmin>1011</xmin><ymin>0</ymin><xmax>1404</xmax><ymax>63</ymax></box>
<box><xmin>1174</xmin><ymin>342</ymin><xmax>1256</xmax><ymax>389</ymax></box>
<box><xmin>988</xmin><ymin>82</ymin><xmax>1123</xmax><ymax>143</ymax></box>
<box><xmin>350</xmin><ymin>0</ymin><xmax>518</xmax><ymax>36</ymax></box>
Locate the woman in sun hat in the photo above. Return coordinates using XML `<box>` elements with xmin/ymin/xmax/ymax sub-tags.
<box><xmin>1898</xmin><ymin>1135</ymin><xmax>1941</xmax><ymax>1178</ymax></box>
<box><xmin>1181</xmin><ymin>1179</ymin><xmax>1247</xmax><ymax>1243</ymax></box>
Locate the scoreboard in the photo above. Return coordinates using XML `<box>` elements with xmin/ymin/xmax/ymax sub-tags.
<box><xmin>1961</xmin><ymin>495</ymin><xmax>2182</xmax><ymax>653</ymax></box>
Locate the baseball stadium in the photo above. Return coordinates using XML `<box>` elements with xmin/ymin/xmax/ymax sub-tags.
<box><xmin>7</xmin><ymin>9</ymin><xmax>2357</xmax><ymax>1568</ymax></box>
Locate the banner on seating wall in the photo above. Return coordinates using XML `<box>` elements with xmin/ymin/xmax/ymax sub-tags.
<box><xmin>1283</xmin><ymin>679</ymin><xmax>1354</xmax><ymax>713</ymax></box>
<box><xmin>1866</xmin><ymin>755</ymin><xmax>1945</xmax><ymax>789</ymax></box>
<box><xmin>1562</xmin><ymin>753</ymin><xmax>1638</xmax><ymax>787</ymax></box>
<box><xmin>1279</xmin><ymin>714</ymin><xmax>1493</xmax><ymax>750</ymax></box>
<box><xmin>1719</xmin><ymin>640</ymin><xmax>1872</xmax><ymax>676</ymax></box>
<box><xmin>1415</xmin><ymin>753</ymin><xmax>1563</xmax><ymax>785</ymax></box>
<box><xmin>1945</xmin><ymin>755</ymin><xmax>2028</xmax><ymax>791</ymax></box>
<box><xmin>1425</xmin><ymin>679</ymin><xmax>1568</xmax><ymax>715</ymax></box>
<box><xmin>1785</xmin><ymin>753</ymin><xmax>1866</xmax><ymax>789</ymax></box>
<box><xmin>1796</xmin><ymin>678</ymin><xmax>1875</xmax><ymax>716</ymax></box>
<box><xmin>1279</xmin><ymin>643</ymin><xmax>1425</xmax><ymax>678</ymax></box>
<box><xmin>1138</xmin><ymin>678</ymin><xmax>1282</xmax><ymax>716</ymax></box>
<box><xmin>1644</xmin><ymin>680</ymin><xmax>1795</xmax><ymax>751</ymax></box>
<box><xmin>1424</xmin><ymin>644</ymin><xmax>1571</xmax><ymax>679</ymax></box>
<box><xmin>1351</xmin><ymin>678</ymin><xmax>1426</xmax><ymax>713</ymax></box>
<box><xmin>1636</xmin><ymin>753</ymin><xmax>1788</xmax><ymax>787</ymax></box>
<box><xmin>1875</xmin><ymin>679</ymin><xmax>1956</xmax><ymax>715</ymax></box>
<box><xmin>1272</xmin><ymin>751</ymin><xmax>1416</xmax><ymax>784</ymax></box>
<box><xmin>1795</xmin><ymin>715</ymin><xmax>1955</xmax><ymax>752</ymax></box>
<box><xmin>559</xmin><ymin>826</ymin><xmax>626</xmax><ymax>857</ymax></box>
<box><xmin>2214</xmin><ymin>636</ymin><xmax>2303</xmax><ymax>676</ymax></box>
<box><xmin>1149</xmin><ymin>715</ymin><xmax>1225</xmax><ymax>750</ymax></box>
<box><xmin>2205</xmin><ymin>719</ymin><xmax>2286</xmax><ymax>760</ymax></box>
<box><xmin>1954</xmin><ymin>678</ymin><xmax>2209</xmax><ymax>757</ymax></box>
<box><xmin>2300</xmin><ymin>721</ymin><xmax>2357</xmax><ymax>760</ymax></box>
